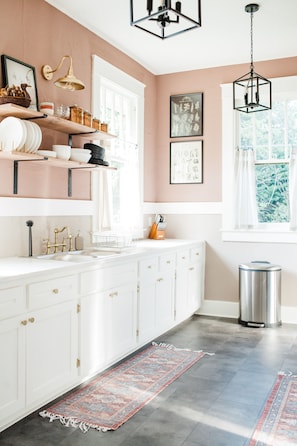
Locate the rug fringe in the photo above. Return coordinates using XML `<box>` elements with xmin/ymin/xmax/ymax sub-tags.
<box><xmin>39</xmin><ymin>410</ymin><xmax>110</xmax><ymax>433</ymax></box>
<box><xmin>278</xmin><ymin>370</ymin><xmax>297</xmax><ymax>377</ymax></box>
<box><xmin>152</xmin><ymin>342</ymin><xmax>214</xmax><ymax>356</ymax></box>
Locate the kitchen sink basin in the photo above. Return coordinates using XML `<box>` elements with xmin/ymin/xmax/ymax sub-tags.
<box><xmin>36</xmin><ymin>248</ymin><xmax>121</xmax><ymax>262</ymax></box>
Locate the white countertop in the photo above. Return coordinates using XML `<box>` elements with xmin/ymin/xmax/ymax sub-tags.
<box><xmin>0</xmin><ymin>239</ymin><xmax>203</xmax><ymax>281</ymax></box>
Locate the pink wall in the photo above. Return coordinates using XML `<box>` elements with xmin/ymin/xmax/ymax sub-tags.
<box><xmin>0</xmin><ymin>1</ymin><xmax>296</xmax><ymax>203</ymax></box>
<box><xmin>0</xmin><ymin>0</ymin><xmax>157</xmax><ymax>200</ymax></box>
<box><xmin>155</xmin><ymin>57</ymin><xmax>297</xmax><ymax>202</ymax></box>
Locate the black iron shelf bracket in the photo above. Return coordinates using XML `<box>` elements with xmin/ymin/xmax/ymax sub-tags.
<box><xmin>68</xmin><ymin>165</ymin><xmax>99</xmax><ymax>197</ymax></box>
<box><xmin>13</xmin><ymin>158</ymin><xmax>48</xmax><ymax>194</ymax></box>
<box><xmin>68</xmin><ymin>130</ymin><xmax>98</xmax><ymax>147</ymax></box>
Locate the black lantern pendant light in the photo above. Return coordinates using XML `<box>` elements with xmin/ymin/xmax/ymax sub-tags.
<box><xmin>130</xmin><ymin>0</ymin><xmax>201</xmax><ymax>40</ymax></box>
<box><xmin>233</xmin><ymin>4</ymin><xmax>272</xmax><ymax>113</ymax></box>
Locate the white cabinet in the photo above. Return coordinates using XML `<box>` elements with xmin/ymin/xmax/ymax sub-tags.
<box><xmin>26</xmin><ymin>301</ymin><xmax>78</xmax><ymax>406</ymax></box>
<box><xmin>0</xmin><ymin>240</ymin><xmax>205</xmax><ymax>432</ymax></box>
<box><xmin>0</xmin><ymin>314</ymin><xmax>26</xmax><ymax>422</ymax></box>
<box><xmin>79</xmin><ymin>261</ymin><xmax>138</xmax><ymax>377</ymax></box>
<box><xmin>155</xmin><ymin>252</ymin><xmax>176</xmax><ymax>333</ymax></box>
<box><xmin>138</xmin><ymin>256</ymin><xmax>158</xmax><ymax>343</ymax></box>
<box><xmin>175</xmin><ymin>244</ymin><xmax>204</xmax><ymax>323</ymax></box>
<box><xmin>0</xmin><ymin>275</ymin><xmax>78</xmax><ymax>432</ymax></box>
<box><xmin>104</xmin><ymin>281</ymin><xmax>137</xmax><ymax>363</ymax></box>
<box><xmin>138</xmin><ymin>252</ymin><xmax>175</xmax><ymax>343</ymax></box>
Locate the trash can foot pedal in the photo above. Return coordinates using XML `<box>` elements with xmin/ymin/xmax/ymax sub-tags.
<box><xmin>247</xmin><ymin>321</ymin><xmax>265</xmax><ymax>328</ymax></box>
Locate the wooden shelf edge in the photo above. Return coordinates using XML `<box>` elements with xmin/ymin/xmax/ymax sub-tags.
<box><xmin>0</xmin><ymin>151</ymin><xmax>116</xmax><ymax>170</ymax></box>
<box><xmin>0</xmin><ymin>103</ymin><xmax>116</xmax><ymax>140</ymax></box>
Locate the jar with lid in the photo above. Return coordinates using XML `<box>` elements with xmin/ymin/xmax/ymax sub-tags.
<box><xmin>69</xmin><ymin>105</ymin><xmax>84</xmax><ymax>124</ymax></box>
<box><xmin>92</xmin><ymin>118</ymin><xmax>101</xmax><ymax>130</ymax></box>
<box><xmin>101</xmin><ymin>122</ymin><xmax>108</xmax><ymax>132</ymax></box>
<box><xmin>83</xmin><ymin>111</ymin><xmax>92</xmax><ymax>127</ymax></box>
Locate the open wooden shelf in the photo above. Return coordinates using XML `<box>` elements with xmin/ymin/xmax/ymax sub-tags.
<box><xmin>0</xmin><ymin>104</ymin><xmax>116</xmax><ymax>196</ymax></box>
<box><xmin>0</xmin><ymin>103</ymin><xmax>116</xmax><ymax>140</ymax></box>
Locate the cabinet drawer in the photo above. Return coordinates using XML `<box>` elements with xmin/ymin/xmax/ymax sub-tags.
<box><xmin>139</xmin><ymin>257</ymin><xmax>158</xmax><ymax>279</ymax></box>
<box><xmin>159</xmin><ymin>252</ymin><xmax>176</xmax><ymax>271</ymax></box>
<box><xmin>81</xmin><ymin>262</ymin><xmax>137</xmax><ymax>294</ymax></box>
<box><xmin>190</xmin><ymin>246</ymin><xmax>203</xmax><ymax>262</ymax></box>
<box><xmin>28</xmin><ymin>275</ymin><xmax>78</xmax><ymax>310</ymax></box>
<box><xmin>0</xmin><ymin>286</ymin><xmax>26</xmax><ymax>320</ymax></box>
<box><xmin>176</xmin><ymin>249</ymin><xmax>190</xmax><ymax>266</ymax></box>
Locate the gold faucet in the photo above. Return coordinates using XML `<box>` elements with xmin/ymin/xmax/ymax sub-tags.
<box><xmin>46</xmin><ymin>226</ymin><xmax>74</xmax><ymax>254</ymax></box>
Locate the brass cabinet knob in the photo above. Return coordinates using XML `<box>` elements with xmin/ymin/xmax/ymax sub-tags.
<box><xmin>52</xmin><ymin>288</ymin><xmax>59</xmax><ymax>294</ymax></box>
<box><xmin>21</xmin><ymin>320</ymin><xmax>27</xmax><ymax>326</ymax></box>
<box><xmin>28</xmin><ymin>317</ymin><xmax>35</xmax><ymax>323</ymax></box>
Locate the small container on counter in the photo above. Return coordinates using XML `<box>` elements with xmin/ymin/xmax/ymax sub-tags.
<box><xmin>75</xmin><ymin>231</ymin><xmax>84</xmax><ymax>250</ymax></box>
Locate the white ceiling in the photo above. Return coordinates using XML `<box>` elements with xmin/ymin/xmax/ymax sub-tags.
<box><xmin>45</xmin><ymin>0</ymin><xmax>297</xmax><ymax>75</ymax></box>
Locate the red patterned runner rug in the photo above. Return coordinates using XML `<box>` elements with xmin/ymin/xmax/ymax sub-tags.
<box><xmin>40</xmin><ymin>342</ymin><xmax>212</xmax><ymax>433</ymax></box>
<box><xmin>249</xmin><ymin>372</ymin><xmax>297</xmax><ymax>445</ymax></box>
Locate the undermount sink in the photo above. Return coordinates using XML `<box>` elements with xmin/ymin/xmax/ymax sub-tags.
<box><xmin>36</xmin><ymin>249</ymin><xmax>121</xmax><ymax>262</ymax></box>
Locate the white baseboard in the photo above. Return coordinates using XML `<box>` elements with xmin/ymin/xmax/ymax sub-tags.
<box><xmin>197</xmin><ymin>299</ymin><xmax>297</xmax><ymax>325</ymax></box>
<box><xmin>197</xmin><ymin>300</ymin><xmax>239</xmax><ymax>319</ymax></box>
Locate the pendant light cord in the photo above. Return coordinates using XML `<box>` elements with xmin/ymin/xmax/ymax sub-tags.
<box><xmin>250</xmin><ymin>9</ymin><xmax>254</xmax><ymax>73</ymax></box>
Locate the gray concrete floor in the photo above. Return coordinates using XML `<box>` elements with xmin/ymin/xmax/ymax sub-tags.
<box><xmin>1</xmin><ymin>315</ymin><xmax>296</xmax><ymax>446</ymax></box>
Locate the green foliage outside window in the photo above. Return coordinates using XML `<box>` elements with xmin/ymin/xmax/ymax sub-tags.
<box><xmin>239</xmin><ymin>99</ymin><xmax>297</xmax><ymax>224</ymax></box>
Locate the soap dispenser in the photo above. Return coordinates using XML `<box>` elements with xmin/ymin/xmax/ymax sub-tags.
<box><xmin>75</xmin><ymin>231</ymin><xmax>84</xmax><ymax>250</ymax></box>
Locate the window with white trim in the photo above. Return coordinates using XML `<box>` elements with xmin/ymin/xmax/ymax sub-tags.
<box><xmin>91</xmin><ymin>55</ymin><xmax>145</xmax><ymax>240</ymax></box>
<box><xmin>222</xmin><ymin>75</ymin><xmax>297</xmax><ymax>243</ymax></box>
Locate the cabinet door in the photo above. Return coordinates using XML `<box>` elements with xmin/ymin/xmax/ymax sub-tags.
<box><xmin>0</xmin><ymin>316</ymin><xmax>26</xmax><ymax>424</ymax></box>
<box><xmin>138</xmin><ymin>279</ymin><xmax>156</xmax><ymax>344</ymax></box>
<box><xmin>187</xmin><ymin>263</ymin><xmax>201</xmax><ymax>314</ymax></box>
<box><xmin>138</xmin><ymin>257</ymin><xmax>158</xmax><ymax>344</ymax></box>
<box><xmin>175</xmin><ymin>264</ymin><xmax>191</xmax><ymax>323</ymax></box>
<box><xmin>105</xmin><ymin>283</ymin><xmax>137</xmax><ymax>363</ymax></box>
<box><xmin>155</xmin><ymin>269</ymin><xmax>175</xmax><ymax>333</ymax></box>
<box><xmin>79</xmin><ymin>293</ymin><xmax>106</xmax><ymax>378</ymax></box>
<box><xmin>26</xmin><ymin>301</ymin><xmax>78</xmax><ymax>406</ymax></box>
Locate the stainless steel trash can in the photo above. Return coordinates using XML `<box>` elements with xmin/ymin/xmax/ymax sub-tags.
<box><xmin>239</xmin><ymin>261</ymin><xmax>281</xmax><ymax>328</ymax></box>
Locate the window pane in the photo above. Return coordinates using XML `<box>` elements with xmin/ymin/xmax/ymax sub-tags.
<box><xmin>288</xmin><ymin>100</ymin><xmax>297</xmax><ymax>148</ymax></box>
<box><xmin>255</xmin><ymin>163</ymin><xmax>289</xmax><ymax>223</ymax></box>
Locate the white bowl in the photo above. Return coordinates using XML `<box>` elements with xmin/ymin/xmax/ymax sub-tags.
<box><xmin>70</xmin><ymin>151</ymin><xmax>91</xmax><ymax>163</ymax></box>
<box><xmin>52</xmin><ymin>144</ymin><xmax>71</xmax><ymax>160</ymax></box>
<box><xmin>71</xmin><ymin>148</ymin><xmax>91</xmax><ymax>154</ymax></box>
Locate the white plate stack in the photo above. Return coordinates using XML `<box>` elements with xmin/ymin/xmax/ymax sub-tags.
<box><xmin>0</xmin><ymin>117</ymin><xmax>42</xmax><ymax>153</ymax></box>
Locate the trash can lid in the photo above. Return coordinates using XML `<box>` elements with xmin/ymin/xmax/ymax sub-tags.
<box><xmin>239</xmin><ymin>261</ymin><xmax>281</xmax><ymax>272</ymax></box>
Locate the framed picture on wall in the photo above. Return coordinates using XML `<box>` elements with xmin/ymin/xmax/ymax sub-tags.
<box><xmin>1</xmin><ymin>54</ymin><xmax>39</xmax><ymax>111</ymax></box>
<box><xmin>170</xmin><ymin>92</ymin><xmax>203</xmax><ymax>138</ymax></box>
<box><xmin>170</xmin><ymin>140</ymin><xmax>203</xmax><ymax>184</ymax></box>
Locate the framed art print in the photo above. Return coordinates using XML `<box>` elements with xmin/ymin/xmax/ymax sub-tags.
<box><xmin>170</xmin><ymin>140</ymin><xmax>203</xmax><ymax>184</ymax></box>
<box><xmin>1</xmin><ymin>54</ymin><xmax>39</xmax><ymax>111</ymax></box>
<box><xmin>170</xmin><ymin>92</ymin><xmax>203</xmax><ymax>138</ymax></box>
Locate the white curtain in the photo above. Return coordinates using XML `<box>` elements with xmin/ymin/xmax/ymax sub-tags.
<box><xmin>234</xmin><ymin>148</ymin><xmax>258</xmax><ymax>229</ymax></box>
<box><xmin>91</xmin><ymin>170</ymin><xmax>111</xmax><ymax>233</ymax></box>
<box><xmin>289</xmin><ymin>147</ymin><xmax>297</xmax><ymax>229</ymax></box>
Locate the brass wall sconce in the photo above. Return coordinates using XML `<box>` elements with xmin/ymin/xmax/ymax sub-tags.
<box><xmin>41</xmin><ymin>55</ymin><xmax>85</xmax><ymax>91</ymax></box>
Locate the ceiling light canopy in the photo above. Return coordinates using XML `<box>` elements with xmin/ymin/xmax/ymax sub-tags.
<box><xmin>41</xmin><ymin>55</ymin><xmax>85</xmax><ymax>91</ymax></box>
<box><xmin>130</xmin><ymin>0</ymin><xmax>201</xmax><ymax>40</ymax></box>
<box><xmin>233</xmin><ymin>4</ymin><xmax>272</xmax><ymax>113</ymax></box>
